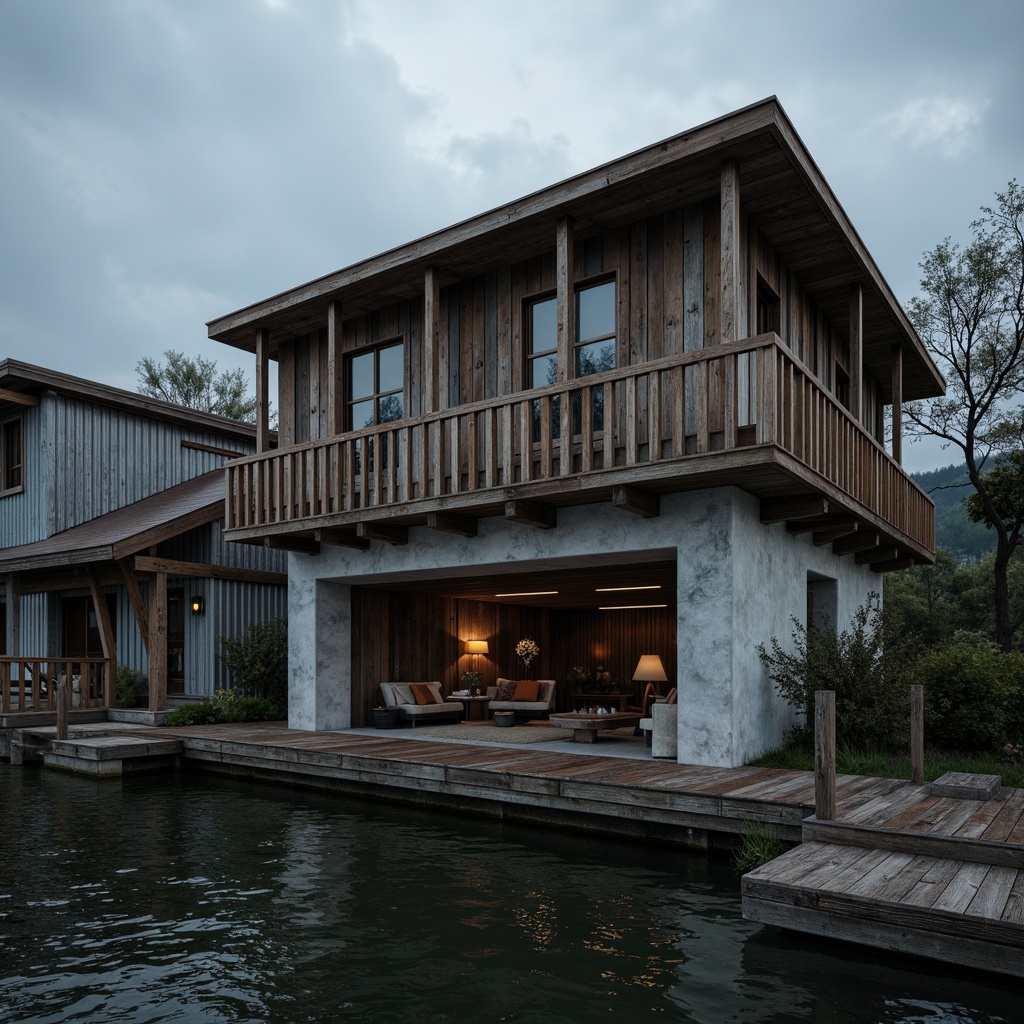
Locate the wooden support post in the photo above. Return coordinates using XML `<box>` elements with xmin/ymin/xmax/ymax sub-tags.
<box><xmin>5</xmin><ymin>573</ymin><xmax>19</xmax><ymax>658</ymax></box>
<box><xmin>55</xmin><ymin>677</ymin><xmax>68</xmax><ymax>740</ymax></box>
<box><xmin>911</xmin><ymin>683</ymin><xmax>924</xmax><ymax>785</ymax></box>
<box><xmin>849</xmin><ymin>283</ymin><xmax>863</xmax><ymax>424</ymax></box>
<box><xmin>424</xmin><ymin>265</ymin><xmax>441</xmax><ymax>413</ymax></box>
<box><xmin>556</xmin><ymin>216</ymin><xmax>574</xmax><ymax>383</ymax></box>
<box><xmin>891</xmin><ymin>343</ymin><xmax>903</xmax><ymax>464</ymax></box>
<box><xmin>814</xmin><ymin>690</ymin><xmax>836</xmax><ymax>821</ymax></box>
<box><xmin>720</xmin><ymin>158</ymin><xmax>741</xmax><ymax>344</ymax></box>
<box><xmin>148</xmin><ymin>571</ymin><xmax>168</xmax><ymax>712</ymax></box>
<box><xmin>327</xmin><ymin>301</ymin><xmax>344</xmax><ymax>437</ymax></box>
<box><xmin>88</xmin><ymin>570</ymin><xmax>117</xmax><ymax>708</ymax></box>
<box><xmin>256</xmin><ymin>327</ymin><xmax>270</xmax><ymax>454</ymax></box>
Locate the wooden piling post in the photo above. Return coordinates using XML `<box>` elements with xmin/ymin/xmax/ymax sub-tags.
<box><xmin>814</xmin><ymin>690</ymin><xmax>836</xmax><ymax>821</ymax></box>
<box><xmin>55</xmin><ymin>677</ymin><xmax>68</xmax><ymax>741</ymax></box>
<box><xmin>911</xmin><ymin>684</ymin><xmax>924</xmax><ymax>785</ymax></box>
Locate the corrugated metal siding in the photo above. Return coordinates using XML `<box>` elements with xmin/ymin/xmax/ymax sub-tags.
<box><xmin>209</xmin><ymin>578</ymin><xmax>287</xmax><ymax>694</ymax></box>
<box><xmin>50</xmin><ymin>393</ymin><xmax>258</xmax><ymax>533</ymax></box>
<box><xmin>18</xmin><ymin>592</ymin><xmax>50</xmax><ymax>654</ymax></box>
<box><xmin>0</xmin><ymin>401</ymin><xmax>55</xmax><ymax>548</ymax></box>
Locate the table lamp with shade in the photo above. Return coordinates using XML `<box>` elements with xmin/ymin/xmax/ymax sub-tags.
<box><xmin>632</xmin><ymin>655</ymin><xmax>668</xmax><ymax>711</ymax></box>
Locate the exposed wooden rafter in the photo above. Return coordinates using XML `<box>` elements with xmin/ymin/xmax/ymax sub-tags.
<box><xmin>132</xmin><ymin>555</ymin><xmax>287</xmax><ymax>587</ymax></box>
<box><xmin>266</xmin><ymin>536</ymin><xmax>320</xmax><ymax>554</ymax></box>
<box><xmin>612</xmin><ymin>485</ymin><xmax>660</xmax><ymax>519</ymax></box>
<box><xmin>356</xmin><ymin>522</ymin><xmax>409</xmax><ymax>546</ymax></box>
<box><xmin>760</xmin><ymin>497</ymin><xmax>829</xmax><ymax>525</ymax></box>
<box><xmin>855</xmin><ymin>546</ymin><xmax>899</xmax><ymax>566</ymax></box>
<box><xmin>833</xmin><ymin>532</ymin><xmax>881</xmax><ymax>556</ymax></box>
<box><xmin>505</xmin><ymin>500</ymin><xmax>556</xmax><ymax>529</ymax></box>
<box><xmin>872</xmin><ymin>557</ymin><xmax>916</xmax><ymax>574</ymax></box>
<box><xmin>812</xmin><ymin>523</ymin><xmax>859</xmax><ymax>546</ymax></box>
<box><xmin>427</xmin><ymin>512</ymin><xmax>478</xmax><ymax>538</ymax></box>
<box><xmin>314</xmin><ymin>527</ymin><xmax>369</xmax><ymax>550</ymax></box>
<box><xmin>0</xmin><ymin>388</ymin><xmax>39</xmax><ymax>407</ymax></box>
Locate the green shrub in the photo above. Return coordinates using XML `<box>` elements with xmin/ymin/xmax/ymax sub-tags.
<box><xmin>733</xmin><ymin>821</ymin><xmax>787</xmax><ymax>874</ymax></box>
<box><xmin>919</xmin><ymin>640</ymin><xmax>1024</xmax><ymax>752</ymax></box>
<box><xmin>219</xmin><ymin>617</ymin><xmax>288</xmax><ymax>706</ymax></box>
<box><xmin>164</xmin><ymin>688</ymin><xmax>286</xmax><ymax>727</ymax></box>
<box><xmin>115</xmin><ymin>667</ymin><xmax>147</xmax><ymax>708</ymax></box>
<box><xmin>758</xmin><ymin>595</ymin><xmax>920</xmax><ymax>752</ymax></box>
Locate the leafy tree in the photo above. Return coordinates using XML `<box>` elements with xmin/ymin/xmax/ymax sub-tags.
<box><xmin>136</xmin><ymin>349</ymin><xmax>258</xmax><ymax>422</ymax></box>
<box><xmin>883</xmin><ymin>548</ymin><xmax>961</xmax><ymax>645</ymax></box>
<box><xmin>905</xmin><ymin>182</ymin><xmax>1024</xmax><ymax>651</ymax></box>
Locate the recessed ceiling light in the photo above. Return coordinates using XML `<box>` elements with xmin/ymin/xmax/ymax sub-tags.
<box><xmin>594</xmin><ymin>585</ymin><xmax>662</xmax><ymax>592</ymax></box>
<box><xmin>599</xmin><ymin>604</ymin><xmax>668</xmax><ymax>611</ymax></box>
<box><xmin>494</xmin><ymin>590</ymin><xmax>559</xmax><ymax>597</ymax></box>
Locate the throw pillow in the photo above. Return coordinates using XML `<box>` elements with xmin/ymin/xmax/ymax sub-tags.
<box><xmin>391</xmin><ymin>683</ymin><xmax>415</xmax><ymax>705</ymax></box>
<box><xmin>410</xmin><ymin>683</ymin><xmax>439</xmax><ymax>705</ymax></box>
<box><xmin>495</xmin><ymin>678</ymin><xmax>518</xmax><ymax>701</ymax></box>
<box><xmin>512</xmin><ymin>680</ymin><xmax>540</xmax><ymax>702</ymax></box>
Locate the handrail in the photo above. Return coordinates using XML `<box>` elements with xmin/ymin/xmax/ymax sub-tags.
<box><xmin>0</xmin><ymin>657</ymin><xmax>111</xmax><ymax>714</ymax></box>
<box><xmin>224</xmin><ymin>335</ymin><xmax>933</xmax><ymax>551</ymax></box>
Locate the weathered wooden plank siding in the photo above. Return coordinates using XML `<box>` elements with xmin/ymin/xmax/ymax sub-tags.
<box><xmin>0</xmin><ymin>402</ymin><xmax>54</xmax><ymax>547</ymax></box>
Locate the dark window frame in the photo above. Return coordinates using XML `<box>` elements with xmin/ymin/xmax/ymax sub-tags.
<box><xmin>345</xmin><ymin>338</ymin><xmax>405</xmax><ymax>431</ymax></box>
<box><xmin>573</xmin><ymin>276</ymin><xmax>617</xmax><ymax>378</ymax></box>
<box><xmin>1</xmin><ymin>417</ymin><xmax>23</xmax><ymax>495</ymax></box>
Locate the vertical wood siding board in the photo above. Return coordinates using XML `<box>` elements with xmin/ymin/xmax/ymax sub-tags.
<box><xmin>496</xmin><ymin>265</ymin><xmax>512</xmax><ymax>398</ymax></box>
<box><xmin>424</xmin><ymin>267</ymin><xmax>439</xmax><ymax>414</ymax></box>
<box><xmin>647</xmin><ymin>215</ymin><xmax>665</xmax><ymax>363</ymax></box>
<box><xmin>723</xmin><ymin>357</ymin><xmax>736</xmax><ymax>449</ymax></box>
<box><xmin>511</xmin><ymin>261</ymin><xmax>525</xmax><ymax>396</ymax></box>
<box><xmin>484</xmin><ymin>271</ymin><xmax>498</xmax><ymax>400</ymax></box>
<box><xmin>437</xmin><ymin>287</ymin><xmax>450</xmax><ymax>413</ymax></box>
<box><xmin>603</xmin><ymin>381</ymin><xmax>615</xmax><ymax>467</ymax></box>
<box><xmin>485</xmin><ymin>407</ymin><xmax>497</xmax><ymax>489</ymax></box>
<box><xmin>500</xmin><ymin>404</ymin><xmax>513</xmax><ymax>487</ymax></box>
<box><xmin>663</xmin><ymin>208</ymin><xmax>682</xmax><ymax>357</ymax></box>
<box><xmin>649</xmin><ymin>370</ymin><xmax>662</xmax><ymax>460</ymax></box>
<box><xmin>580</xmin><ymin>386</ymin><xmax>594</xmax><ymax>473</ymax></box>
<box><xmin>401</xmin><ymin>426</ymin><xmax>412</xmax><ymax>502</ymax></box>
<box><xmin>584</xmin><ymin>234</ymin><xmax>603</xmax><ymax>277</ymax></box>
<box><xmin>671</xmin><ymin>365</ymin><xmax>684</xmax><ymax>455</ymax></box>
<box><xmin>387</xmin><ymin>427</ymin><xmax>398</xmax><ymax>505</ymax></box>
<box><xmin>556</xmin><ymin>217</ymin><xmax>574</xmax><ymax>384</ymax></box>
<box><xmin>449</xmin><ymin>285</ymin><xmax>461</xmax><ymax>409</ymax></box>
<box><xmin>540</xmin><ymin>397</ymin><xmax>552</xmax><ymax>478</ymax></box>
<box><xmin>465</xmin><ymin>413</ymin><xmax>477</xmax><ymax>491</ymax></box>
<box><xmin>461</xmin><ymin>280</ymin><xmax>474</xmax><ymax>405</ymax></box>
<box><xmin>682</xmin><ymin>203</ymin><xmax>704</xmax><ymax>355</ymax></box>
<box><xmin>429</xmin><ymin>420</ymin><xmax>441</xmax><ymax>497</ymax></box>
<box><xmin>703</xmin><ymin>198</ymin><xmax>720</xmax><ymax>347</ymax></box>
<box><xmin>720</xmin><ymin>160</ymin><xmax>740</xmax><ymax>344</ymax></box>
<box><xmin>519</xmin><ymin>401</ymin><xmax>532</xmax><ymax>482</ymax></box>
<box><xmin>295</xmin><ymin>336</ymin><xmax>310</xmax><ymax>444</ymax></box>
<box><xmin>631</xmin><ymin>220</ymin><xmax>648</xmax><ymax>366</ymax></box>
<box><xmin>697</xmin><ymin>361</ymin><xmax>710</xmax><ymax>453</ymax></box>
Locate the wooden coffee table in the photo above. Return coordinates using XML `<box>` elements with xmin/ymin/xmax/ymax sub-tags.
<box><xmin>447</xmin><ymin>694</ymin><xmax>491</xmax><ymax>722</ymax></box>
<box><xmin>548</xmin><ymin>712</ymin><xmax>641</xmax><ymax>743</ymax></box>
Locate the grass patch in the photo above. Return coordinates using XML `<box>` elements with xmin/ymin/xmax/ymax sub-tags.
<box><xmin>732</xmin><ymin>821</ymin><xmax>787</xmax><ymax>874</ymax></box>
<box><xmin>749</xmin><ymin>734</ymin><xmax>1024</xmax><ymax>789</ymax></box>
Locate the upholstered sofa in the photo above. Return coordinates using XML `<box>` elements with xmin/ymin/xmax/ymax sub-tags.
<box><xmin>485</xmin><ymin>679</ymin><xmax>556</xmax><ymax>720</ymax></box>
<box><xmin>379</xmin><ymin>682</ymin><xmax>463</xmax><ymax>726</ymax></box>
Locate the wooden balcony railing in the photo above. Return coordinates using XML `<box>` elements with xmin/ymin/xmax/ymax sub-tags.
<box><xmin>0</xmin><ymin>658</ymin><xmax>112</xmax><ymax>714</ymax></box>
<box><xmin>225</xmin><ymin>334</ymin><xmax>933</xmax><ymax>552</ymax></box>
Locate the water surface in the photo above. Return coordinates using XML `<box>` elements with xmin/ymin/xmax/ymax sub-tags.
<box><xmin>0</xmin><ymin>763</ymin><xmax>1018</xmax><ymax>1023</ymax></box>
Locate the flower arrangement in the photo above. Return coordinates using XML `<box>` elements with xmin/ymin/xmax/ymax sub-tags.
<box><xmin>462</xmin><ymin>670</ymin><xmax>482</xmax><ymax>696</ymax></box>
<box><xmin>515</xmin><ymin>637</ymin><xmax>540</xmax><ymax>676</ymax></box>
<box><xmin>565</xmin><ymin>666</ymin><xmax>590</xmax><ymax>687</ymax></box>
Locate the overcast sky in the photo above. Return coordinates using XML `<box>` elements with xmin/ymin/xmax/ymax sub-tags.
<box><xmin>1</xmin><ymin>0</ymin><xmax>1022</xmax><ymax>473</ymax></box>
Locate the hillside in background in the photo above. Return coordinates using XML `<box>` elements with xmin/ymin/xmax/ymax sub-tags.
<box><xmin>913</xmin><ymin>463</ymin><xmax>994</xmax><ymax>561</ymax></box>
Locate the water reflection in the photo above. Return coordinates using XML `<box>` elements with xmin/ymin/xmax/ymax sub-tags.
<box><xmin>0</xmin><ymin>764</ymin><xmax>1019</xmax><ymax>1024</ymax></box>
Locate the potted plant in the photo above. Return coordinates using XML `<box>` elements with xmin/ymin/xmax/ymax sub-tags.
<box><xmin>516</xmin><ymin>638</ymin><xmax>540</xmax><ymax>677</ymax></box>
<box><xmin>566</xmin><ymin>666</ymin><xmax>590</xmax><ymax>692</ymax></box>
<box><xmin>462</xmin><ymin>670</ymin><xmax>481</xmax><ymax>696</ymax></box>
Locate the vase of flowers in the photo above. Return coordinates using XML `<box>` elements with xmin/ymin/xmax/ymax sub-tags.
<box><xmin>462</xmin><ymin>670</ymin><xmax>481</xmax><ymax>696</ymax></box>
<box><xmin>516</xmin><ymin>637</ymin><xmax>540</xmax><ymax>678</ymax></box>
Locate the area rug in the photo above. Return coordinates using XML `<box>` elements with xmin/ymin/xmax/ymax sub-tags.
<box><xmin>392</xmin><ymin>722</ymin><xmax>565</xmax><ymax>745</ymax></box>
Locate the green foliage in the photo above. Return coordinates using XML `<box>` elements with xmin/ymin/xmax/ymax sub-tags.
<box><xmin>136</xmin><ymin>349</ymin><xmax>258</xmax><ymax>422</ymax></box>
<box><xmin>757</xmin><ymin>596</ymin><xmax>920</xmax><ymax>752</ymax></box>
<box><xmin>115</xmin><ymin>666</ymin><xmax>147</xmax><ymax>708</ymax></box>
<box><xmin>914</xmin><ymin>462</ymin><xmax>995</xmax><ymax>560</ymax></box>
<box><xmin>966</xmin><ymin>450</ymin><xmax>1024</xmax><ymax>537</ymax></box>
<box><xmin>164</xmin><ymin>688</ymin><xmax>286</xmax><ymax>727</ymax></box>
<box><xmin>219</xmin><ymin>617</ymin><xmax>288</xmax><ymax>706</ymax></box>
<box><xmin>732</xmin><ymin>821</ymin><xmax>787</xmax><ymax>875</ymax></box>
<box><xmin>918</xmin><ymin>641</ymin><xmax>1024</xmax><ymax>752</ymax></box>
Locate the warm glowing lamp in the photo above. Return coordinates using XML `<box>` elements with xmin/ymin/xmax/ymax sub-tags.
<box><xmin>190</xmin><ymin>596</ymin><xmax>205</xmax><ymax>616</ymax></box>
<box><xmin>465</xmin><ymin>640</ymin><xmax>489</xmax><ymax>656</ymax></box>
<box><xmin>632</xmin><ymin>654</ymin><xmax>667</xmax><ymax>690</ymax></box>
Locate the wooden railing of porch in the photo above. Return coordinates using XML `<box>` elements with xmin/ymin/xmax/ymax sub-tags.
<box><xmin>225</xmin><ymin>333</ymin><xmax>934</xmax><ymax>552</ymax></box>
<box><xmin>0</xmin><ymin>657</ymin><xmax>112</xmax><ymax>714</ymax></box>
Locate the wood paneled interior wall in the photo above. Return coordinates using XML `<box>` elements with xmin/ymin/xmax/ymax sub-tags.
<box><xmin>350</xmin><ymin>588</ymin><xmax>676</xmax><ymax>726</ymax></box>
<box><xmin>275</xmin><ymin>197</ymin><xmax>877</xmax><ymax>447</ymax></box>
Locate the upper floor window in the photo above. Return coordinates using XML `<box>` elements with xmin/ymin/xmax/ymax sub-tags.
<box><xmin>527</xmin><ymin>295</ymin><xmax>558</xmax><ymax>389</ymax></box>
<box><xmin>2</xmin><ymin>418</ymin><xmax>22</xmax><ymax>493</ymax></box>
<box><xmin>347</xmin><ymin>340</ymin><xmax>404</xmax><ymax>431</ymax></box>
<box><xmin>575</xmin><ymin>280</ymin><xmax>616</xmax><ymax>377</ymax></box>
<box><xmin>756</xmin><ymin>277</ymin><xmax>780</xmax><ymax>337</ymax></box>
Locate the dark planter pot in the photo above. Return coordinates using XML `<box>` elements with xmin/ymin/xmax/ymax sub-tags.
<box><xmin>371</xmin><ymin>708</ymin><xmax>399</xmax><ymax>729</ymax></box>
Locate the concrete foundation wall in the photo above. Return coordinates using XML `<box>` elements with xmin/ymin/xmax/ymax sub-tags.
<box><xmin>286</xmin><ymin>487</ymin><xmax>879</xmax><ymax>766</ymax></box>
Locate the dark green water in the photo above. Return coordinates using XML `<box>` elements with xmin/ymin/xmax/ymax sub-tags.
<box><xmin>0</xmin><ymin>764</ymin><xmax>1019</xmax><ymax>1023</ymax></box>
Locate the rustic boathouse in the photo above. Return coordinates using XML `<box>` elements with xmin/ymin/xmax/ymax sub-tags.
<box><xmin>0</xmin><ymin>360</ymin><xmax>287</xmax><ymax>710</ymax></box>
<box><xmin>207</xmin><ymin>97</ymin><xmax>944</xmax><ymax>767</ymax></box>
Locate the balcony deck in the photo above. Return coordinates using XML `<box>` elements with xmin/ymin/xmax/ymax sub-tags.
<box><xmin>224</xmin><ymin>334</ymin><xmax>934</xmax><ymax>565</ymax></box>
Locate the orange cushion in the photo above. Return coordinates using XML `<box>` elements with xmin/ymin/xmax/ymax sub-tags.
<box><xmin>410</xmin><ymin>683</ymin><xmax>439</xmax><ymax>705</ymax></box>
<box><xmin>512</xmin><ymin>680</ymin><xmax>540</xmax><ymax>702</ymax></box>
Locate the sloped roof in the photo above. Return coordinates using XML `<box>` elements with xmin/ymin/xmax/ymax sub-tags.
<box><xmin>0</xmin><ymin>471</ymin><xmax>225</xmax><ymax>574</ymax></box>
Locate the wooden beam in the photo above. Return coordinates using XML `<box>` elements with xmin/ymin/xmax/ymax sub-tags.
<box><xmin>148</xmin><ymin>571</ymin><xmax>167</xmax><ymax>712</ymax></box>
<box><xmin>117</xmin><ymin>558</ymin><xmax>149</xmax><ymax>655</ymax></box>
<box><xmin>256</xmin><ymin>327</ymin><xmax>270</xmax><ymax>454</ymax></box>
<box><xmin>424</xmin><ymin>265</ymin><xmax>441</xmax><ymax>413</ymax></box>
<box><xmin>4</xmin><ymin>574</ymin><xmax>19</xmax><ymax>657</ymax></box>
<box><xmin>760</xmin><ymin>496</ymin><xmax>828</xmax><ymax>524</ymax></box>
<box><xmin>871</xmin><ymin>557</ymin><xmax>917</xmax><ymax>574</ymax></box>
<box><xmin>0</xmin><ymin>388</ymin><xmax>39</xmax><ymax>407</ymax></box>
<box><xmin>556</xmin><ymin>215</ymin><xmax>574</xmax><ymax>383</ymax></box>
<box><xmin>891</xmin><ymin>343</ymin><xmax>903</xmax><ymax>465</ymax></box>
<box><xmin>131</xmin><ymin>555</ymin><xmax>287</xmax><ymax>587</ymax></box>
<box><xmin>812</xmin><ymin>523</ymin><xmax>859</xmax><ymax>546</ymax></box>
<box><xmin>327</xmin><ymin>301</ymin><xmax>343</xmax><ymax>436</ymax></box>
<box><xmin>855</xmin><ymin>545</ymin><xmax>898</xmax><ymax>566</ymax></box>
<box><xmin>88</xmin><ymin>570</ymin><xmax>117</xmax><ymax>708</ymax></box>
<box><xmin>356</xmin><ymin>522</ymin><xmax>409</xmax><ymax>546</ymax></box>
<box><xmin>505</xmin><ymin>500</ymin><xmax>556</xmax><ymax>529</ymax></box>
<box><xmin>849</xmin><ymin>283</ymin><xmax>863</xmax><ymax>424</ymax></box>
<box><xmin>720</xmin><ymin>158</ymin><xmax>741</xmax><ymax>343</ymax></box>
<box><xmin>314</xmin><ymin>527</ymin><xmax>370</xmax><ymax>550</ymax></box>
<box><xmin>612</xmin><ymin>485</ymin><xmax>660</xmax><ymax>519</ymax></box>
<box><xmin>832</xmin><ymin>532</ymin><xmax>881</xmax><ymax>556</ymax></box>
<box><xmin>111</xmin><ymin>501</ymin><xmax>222</xmax><ymax>560</ymax></box>
<box><xmin>265</xmin><ymin>536</ymin><xmax>320</xmax><ymax>554</ymax></box>
<box><xmin>786</xmin><ymin>517</ymin><xmax>843</xmax><ymax>535</ymax></box>
<box><xmin>427</xmin><ymin>511</ymin><xmax>478</xmax><ymax>538</ymax></box>
<box><xmin>181</xmin><ymin>439</ymin><xmax>247</xmax><ymax>459</ymax></box>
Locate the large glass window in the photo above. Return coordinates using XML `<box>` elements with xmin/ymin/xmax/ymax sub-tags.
<box><xmin>575</xmin><ymin>280</ymin><xmax>616</xmax><ymax>377</ymax></box>
<box><xmin>2</xmin><ymin>419</ymin><xmax>22</xmax><ymax>492</ymax></box>
<box><xmin>527</xmin><ymin>296</ymin><xmax>558</xmax><ymax>389</ymax></box>
<box><xmin>347</xmin><ymin>340</ymin><xmax>404</xmax><ymax>430</ymax></box>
